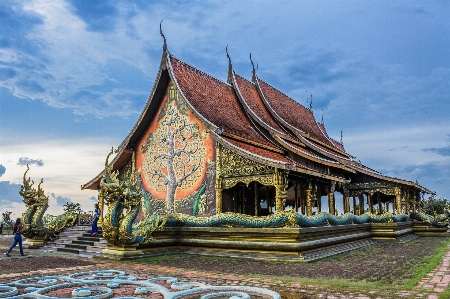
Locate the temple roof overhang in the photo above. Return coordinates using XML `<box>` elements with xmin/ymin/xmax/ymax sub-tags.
<box><xmin>82</xmin><ymin>45</ymin><xmax>431</xmax><ymax>194</ymax></box>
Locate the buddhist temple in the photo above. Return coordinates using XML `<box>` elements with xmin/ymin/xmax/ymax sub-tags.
<box><xmin>82</xmin><ymin>39</ymin><xmax>431</xmax><ymax>224</ymax></box>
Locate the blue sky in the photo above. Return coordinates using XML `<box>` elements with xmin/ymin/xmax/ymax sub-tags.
<box><xmin>1</xmin><ymin>1</ymin><xmax>449</xmax><ymax>218</ymax></box>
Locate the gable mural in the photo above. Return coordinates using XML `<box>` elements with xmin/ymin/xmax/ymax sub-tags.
<box><xmin>136</xmin><ymin>83</ymin><xmax>216</xmax><ymax>216</ymax></box>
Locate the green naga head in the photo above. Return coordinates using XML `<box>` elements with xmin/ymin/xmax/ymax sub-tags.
<box><xmin>19</xmin><ymin>164</ymin><xmax>38</xmax><ymax>205</ymax></box>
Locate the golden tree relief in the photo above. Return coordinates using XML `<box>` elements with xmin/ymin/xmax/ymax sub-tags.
<box><xmin>137</xmin><ymin>84</ymin><xmax>214</xmax><ymax>214</ymax></box>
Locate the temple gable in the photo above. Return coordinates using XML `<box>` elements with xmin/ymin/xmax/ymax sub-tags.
<box><xmin>135</xmin><ymin>83</ymin><xmax>216</xmax><ymax>216</ymax></box>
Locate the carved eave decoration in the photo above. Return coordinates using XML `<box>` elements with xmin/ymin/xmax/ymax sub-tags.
<box><xmin>253</xmin><ymin>76</ymin><xmax>354</xmax><ymax>161</ymax></box>
<box><xmin>347</xmin><ymin>162</ymin><xmax>431</xmax><ymax>194</ymax></box>
<box><xmin>230</xmin><ymin>71</ymin><xmax>287</xmax><ymax>138</ymax></box>
<box><xmin>274</xmin><ymin>135</ymin><xmax>347</xmax><ymax>169</ymax></box>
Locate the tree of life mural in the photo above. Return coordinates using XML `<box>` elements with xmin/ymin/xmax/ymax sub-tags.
<box><xmin>141</xmin><ymin>86</ymin><xmax>205</xmax><ymax>213</ymax></box>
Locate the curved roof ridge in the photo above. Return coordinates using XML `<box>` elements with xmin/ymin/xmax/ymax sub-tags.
<box><xmin>166</xmin><ymin>54</ymin><xmax>219</xmax><ymax>132</ymax></box>
<box><xmin>348</xmin><ymin>162</ymin><xmax>432</xmax><ymax>193</ymax></box>
<box><xmin>169</xmin><ymin>53</ymin><xmax>231</xmax><ymax>87</ymax></box>
<box><xmin>317</xmin><ymin>121</ymin><xmax>346</xmax><ymax>152</ymax></box>
<box><xmin>232</xmin><ymin>72</ymin><xmax>287</xmax><ymax>136</ymax></box>
<box><xmin>276</xmin><ymin>136</ymin><xmax>342</xmax><ymax>165</ymax></box>
<box><xmin>258</xmin><ymin>77</ymin><xmax>310</xmax><ymax>111</ymax></box>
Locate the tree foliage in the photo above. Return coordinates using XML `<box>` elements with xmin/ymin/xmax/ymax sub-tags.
<box><xmin>422</xmin><ymin>194</ymin><xmax>449</xmax><ymax>215</ymax></box>
<box><xmin>63</xmin><ymin>202</ymin><xmax>82</xmax><ymax>215</ymax></box>
<box><xmin>1</xmin><ymin>211</ymin><xmax>13</xmax><ymax>228</ymax></box>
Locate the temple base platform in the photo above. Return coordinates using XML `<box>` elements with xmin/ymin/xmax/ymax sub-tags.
<box><xmin>98</xmin><ymin>221</ymin><xmax>425</xmax><ymax>261</ymax></box>
<box><xmin>99</xmin><ymin>244</ymin><xmax>145</xmax><ymax>260</ymax></box>
<box><xmin>413</xmin><ymin>221</ymin><xmax>449</xmax><ymax>235</ymax></box>
<box><xmin>23</xmin><ymin>237</ymin><xmax>46</xmax><ymax>249</ymax></box>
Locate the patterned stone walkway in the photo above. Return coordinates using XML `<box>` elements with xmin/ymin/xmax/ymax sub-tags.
<box><xmin>2</xmin><ymin>246</ymin><xmax>450</xmax><ymax>298</ymax></box>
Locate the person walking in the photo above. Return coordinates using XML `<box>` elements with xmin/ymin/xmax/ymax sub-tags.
<box><xmin>4</xmin><ymin>218</ymin><xmax>26</xmax><ymax>257</ymax></box>
<box><xmin>91</xmin><ymin>203</ymin><xmax>101</xmax><ymax>236</ymax></box>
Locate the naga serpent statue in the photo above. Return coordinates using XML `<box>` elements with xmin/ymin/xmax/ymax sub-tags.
<box><xmin>101</xmin><ymin>148</ymin><xmax>167</xmax><ymax>246</ymax></box>
<box><xmin>19</xmin><ymin>165</ymin><xmax>77</xmax><ymax>240</ymax></box>
<box><xmin>100</xmin><ymin>151</ymin><xmax>448</xmax><ymax>245</ymax></box>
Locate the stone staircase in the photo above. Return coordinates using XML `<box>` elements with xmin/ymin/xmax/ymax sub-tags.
<box><xmin>40</xmin><ymin>226</ymin><xmax>107</xmax><ymax>258</ymax></box>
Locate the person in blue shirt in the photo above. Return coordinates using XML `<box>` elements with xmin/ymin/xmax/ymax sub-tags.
<box><xmin>91</xmin><ymin>203</ymin><xmax>101</xmax><ymax>236</ymax></box>
<box><xmin>5</xmin><ymin>218</ymin><xmax>27</xmax><ymax>257</ymax></box>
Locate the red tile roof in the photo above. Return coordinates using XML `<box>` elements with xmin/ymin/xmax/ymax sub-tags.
<box><xmin>317</xmin><ymin>122</ymin><xmax>345</xmax><ymax>152</ymax></box>
<box><xmin>234</xmin><ymin>74</ymin><xmax>286</xmax><ymax>134</ymax></box>
<box><xmin>257</xmin><ymin>78</ymin><xmax>336</xmax><ymax>147</ymax></box>
<box><xmin>169</xmin><ymin>56</ymin><xmax>275</xmax><ymax>149</ymax></box>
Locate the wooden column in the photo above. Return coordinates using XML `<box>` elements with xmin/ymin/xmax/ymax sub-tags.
<box><xmin>395</xmin><ymin>187</ymin><xmax>402</xmax><ymax>214</ymax></box>
<box><xmin>344</xmin><ymin>195</ymin><xmax>350</xmax><ymax>213</ymax></box>
<box><xmin>405</xmin><ymin>191</ymin><xmax>410</xmax><ymax>215</ymax></box>
<box><xmin>352</xmin><ymin>196</ymin><xmax>357</xmax><ymax>214</ymax></box>
<box><xmin>328</xmin><ymin>181</ymin><xmax>336</xmax><ymax>215</ymax></box>
<box><xmin>215</xmin><ymin>177</ymin><xmax>223</xmax><ymax>214</ymax></box>
<box><xmin>368</xmin><ymin>193</ymin><xmax>373</xmax><ymax>214</ymax></box>
<box><xmin>306</xmin><ymin>183</ymin><xmax>312</xmax><ymax>216</ymax></box>
<box><xmin>359</xmin><ymin>194</ymin><xmax>364</xmax><ymax>215</ymax></box>
<box><xmin>273</xmin><ymin>169</ymin><xmax>288</xmax><ymax>213</ymax></box>
<box><xmin>215</xmin><ymin>143</ymin><xmax>223</xmax><ymax>214</ymax></box>
<box><xmin>98</xmin><ymin>188</ymin><xmax>104</xmax><ymax>226</ymax></box>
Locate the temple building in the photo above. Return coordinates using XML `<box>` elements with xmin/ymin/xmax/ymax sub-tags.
<box><xmin>82</xmin><ymin>42</ymin><xmax>430</xmax><ymax>221</ymax></box>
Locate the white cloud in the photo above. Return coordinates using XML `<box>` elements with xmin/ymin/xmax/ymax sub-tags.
<box><xmin>0</xmin><ymin>136</ymin><xmax>117</xmax><ymax>217</ymax></box>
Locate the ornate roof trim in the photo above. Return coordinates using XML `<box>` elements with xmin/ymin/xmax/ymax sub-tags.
<box><xmin>347</xmin><ymin>162</ymin><xmax>432</xmax><ymax>193</ymax></box>
<box><xmin>211</xmin><ymin>131</ymin><xmax>294</xmax><ymax>170</ymax></box>
<box><xmin>221</xmin><ymin>131</ymin><xmax>284</xmax><ymax>154</ymax></box>
<box><xmin>232</xmin><ymin>72</ymin><xmax>288</xmax><ymax>137</ymax></box>
<box><xmin>166</xmin><ymin>54</ymin><xmax>220</xmax><ymax>134</ymax></box>
<box><xmin>255</xmin><ymin>77</ymin><xmax>353</xmax><ymax>159</ymax></box>
<box><xmin>274</xmin><ymin>136</ymin><xmax>346</xmax><ymax>168</ymax></box>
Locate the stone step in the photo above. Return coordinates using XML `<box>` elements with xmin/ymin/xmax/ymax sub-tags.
<box><xmin>72</xmin><ymin>240</ymin><xmax>95</xmax><ymax>246</ymax></box>
<box><xmin>64</xmin><ymin>243</ymin><xmax>89</xmax><ymax>250</ymax></box>
<box><xmin>57</xmin><ymin>247</ymin><xmax>80</xmax><ymax>254</ymax></box>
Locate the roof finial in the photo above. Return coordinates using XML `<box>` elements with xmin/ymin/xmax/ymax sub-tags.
<box><xmin>160</xmin><ymin>19</ymin><xmax>167</xmax><ymax>51</ymax></box>
<box><xmin>340</xmin><ymin>130</ymin><xmax>343</xmax><ymax>143</ymax></box>
<box><xmin>321</xmin><ymin>109</ymin><xmax>324</xmax><ymax>123</ymax></box>
<box><xmin>226</xmin><ymin>45</ymin><xmax>233</xmax><ymax>84</ymax></box>
<box><xmin>309</xmin><ymin>94</ymin><xmax>313</xmax><ymax>110</ymax></box>
<box><xmin>250</xmin><ymin>52</ymin><xmax>256</xmax><ymax>82</ymax></box>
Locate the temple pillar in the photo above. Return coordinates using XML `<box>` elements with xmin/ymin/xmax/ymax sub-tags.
<box><xmin>395</xmin><ymin>187</ymin><xmax>402</xmax><ymax>214</ymax></box>
<box><xmin>352</xmin><ymin>196</ymin><xmax>357</xmax><ymax>214</ymax></box>
<box><xmin>385</xmin><ymin>201</ymin><xmax>389</xmax><ymax>213</ymax></box>
<box><xmin>306</xmin><ymin>182</ymin><xmax>312</xmax><ymax>216</ymax></box>
<box><xmin>405</xmin><ymin>191</ymin><xmax>410</xmax><ymax>215</ymax></box>
<box><xmin>359</xmin><ymin>194</ymin><xmax>364</xmax><ymax>215</ymax></box>
<box><xmin>215</xmin><ymin>177</ymin><xmax>223</xmax><ymax>214</ymax></box>
<box><xmin>254</xmin><ymin>182</ymin><xmax>258</xmax><ymax>216</ymax></box>
<box><xmin>215</xmin><ymin>143</ymin><xmax>223</xmax><ymax>214</ymax></box>
<box><xmin>344</xmin><ymin>195</ymin><xmax>349</xmax><ymax>213</ymax></box>
<box><xmin>273</xmin><ymin>169</ymin><xmax>287</xmax><ymax>213</ymax></box>
<box><xmin>328</xmin><ymin>181</ymin><xmax>336</xmax><ymax>215</ymax></box>
<box><xmin>98</xmin><ymin>188</ymin><xmax>104</xmax><ymax>226</ymax></box>
<box><xmin>367</xmin><ymin>193</ymin><xmax>373</xmax><ymax>214</ymax></box>
<box><xmin>418</xmin><ymin>193</ymin><xmax>422</xmax><ymax>213</ymax></box>
<box><xmin>377</xmin><ymin>193</ymin><xmax>381</xmax><ymax>214</ymax></box>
